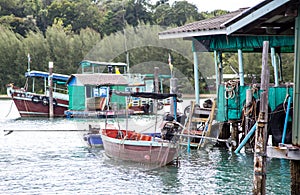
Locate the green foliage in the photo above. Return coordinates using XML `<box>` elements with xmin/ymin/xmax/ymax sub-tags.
<box><xmin>0</xmin><ymin>0</ymin><xmax>295</xmax><ymax>95</ymax></box>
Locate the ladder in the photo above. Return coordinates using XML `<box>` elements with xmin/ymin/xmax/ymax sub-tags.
<box><xmin>180</xmin><ymin>99</ymin><xmax>218</xmax><ymax>149</ymax></box>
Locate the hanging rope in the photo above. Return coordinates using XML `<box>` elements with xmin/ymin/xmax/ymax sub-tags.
<box><xmin>224</xmin><ymin>80</ymin><xmax>239</xmax><ymax>99</ymax></box>
<box><xmin>5</xmin><ymin>101</ymin><xmax>14</xmax><ymax>117</ymax></box>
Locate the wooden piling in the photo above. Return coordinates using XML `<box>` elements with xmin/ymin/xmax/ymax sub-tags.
<box><xmin>291</xmin><ymin>160</ymin><xmax>300</xmax><ymax>195</ymax></box>
<box><xmin>48</xmin><ymin>61</ymin><xmax>54</xmax><ymax>119</ymax></box>
<box><xmin>231</xmin><ymin>121</ymin><xmax>239</xmax><ymax>151</ymax></box>
<box><xmin>245</xmin><ymin>89</ymin><xmax>253</xmax><ymax>151</ymax></box>
<box><xmin>253</xmin><ymin>41</ymin><xmax>269</xmax><ymax>195</ymax></box>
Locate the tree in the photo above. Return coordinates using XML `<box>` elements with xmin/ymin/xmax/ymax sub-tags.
<box><xmin>153</xmin><ymin>0</ymin><xmax>202</xmax><ymax>26</ymax></box>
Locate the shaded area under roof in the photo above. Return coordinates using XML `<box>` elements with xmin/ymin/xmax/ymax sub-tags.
<box><xmin>193</xmin><ymin>34</ymin><xmax>294</xmax><ymax>53</ymax></box>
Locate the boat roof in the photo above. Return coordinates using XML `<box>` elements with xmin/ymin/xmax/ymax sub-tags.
<box><xmin>25</xmin><ymin>71</ymin><xmax>70</xmax><ymax>81</ymax></box>
<box><xmin>67</xmin><ymin>73</ymin><xmax>129</xmax><ymax>86</ymax></box>
<box><xmin>80</xmin><ymin>60</ymin><xmax>127</xmax><ymax>67</ymax></box>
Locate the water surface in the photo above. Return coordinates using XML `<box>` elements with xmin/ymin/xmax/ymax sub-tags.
<box><xmin>0</xmin><ymin>100</ymin><xmax>291</xmax><ymax>194</ymax></box>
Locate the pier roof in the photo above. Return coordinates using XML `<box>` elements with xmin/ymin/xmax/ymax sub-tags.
<box><xmin>159</xmin><ymin>0</ymin><xmax>298</xmax><ymax>53</ymax></box>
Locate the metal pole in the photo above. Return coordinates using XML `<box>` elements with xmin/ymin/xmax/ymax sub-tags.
<box><xmin>282</xmin><ymin>96</ymin><xmax>292</xmax><ymax>144</ymax></box>
<box><xmin>238</xmin><ymin>49</ymin><xmax>244</xmax><ymax>86</ymax></box>
<box><xmin>27</xmin><ymin>53</ymin><xmax>30</xmax><ymax>72</ymax></box>
<box><xmin>214</xmin><ymin>50</ymin><xmax>219</xmax><ymax>93</ymax></box>
<box><xmin>153</xmin><ymin>67</ymin><xmax>159</xmax><ymax>113</ymax></box>
<box><xmin>49</xmin><ymin>62</ymin><xmax>54</xmax><ymax>119</ymax></box>
<box><xmin>291</xmin><ymin>8</ymin><xmax>300</xmax><ymax>194</ymax></box>
<box><xmin>271</xmin><ymin>47</ymin><xmax>279</xmax><ymax>87</ymax></box>
<box><xmin>192</xmin><ymin>39</ymin><xmax>199</xmax><ymax>104</ymax></box>
<box><xmin>234</xmin><ymin>123</ymin><xmax>257</xmax><ymax>153</ymax></box>
<box><xmin>193</xmin><ymin>51</ymin><xmax>199</xmax><ymax>105</ymax></box>
<box><xmin>170</xmin><ymin>78</ymin><xmax>178</xmax><ymax>116</ymax></box>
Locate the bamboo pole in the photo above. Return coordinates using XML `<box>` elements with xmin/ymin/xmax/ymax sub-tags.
<box><xmin>253</xmin><ymin>41</ymin><xmax>269</xmax><ymax>195</ymax></box>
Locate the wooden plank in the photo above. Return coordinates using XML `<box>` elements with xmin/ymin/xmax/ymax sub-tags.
<box><xmin>191</xmin><ymin>118</ymin><xmax>208</xmax><ymax>123</ymax></box>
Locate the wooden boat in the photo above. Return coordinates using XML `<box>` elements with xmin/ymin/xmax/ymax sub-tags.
<box><xmin>7</xmin><ymin>71</ymin><xmax>69</xmax><ymax>117</ymax></box>
<box><xmin>101</xmin><ymin>92</ymin><xmax>181</xmax><ymax>166</ymax></box>
<box><xmin>101</xmin><ymin>129</ymin><xmax>178</xmax><ymax>166</ymax></box>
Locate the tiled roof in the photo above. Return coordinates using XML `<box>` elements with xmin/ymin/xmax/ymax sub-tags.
<box><xmin>159</xmin><ymin>8</ymin><xmax>247</xmax><ymax>37</ymax></box>
<box><xmin>68</xmin><ymin>73</ymin><xmax>128</xmax><ymax>86</ymax></box>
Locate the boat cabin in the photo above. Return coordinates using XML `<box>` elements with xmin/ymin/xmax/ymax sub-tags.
<box><xmin>24</xmin><ymin>70</ymin><xmax>69</xmax><ymax>101</ymax></box>
<box><xmin>66</xmin><ymin>73</ymin><xmax>128</xmax><ymax>112</ymax></box>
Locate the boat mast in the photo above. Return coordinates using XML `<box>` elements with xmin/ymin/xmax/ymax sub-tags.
<box><xmin>27</xmin><ymin>53</ymin><xmax>30</xmax><ymax>73</ymax></box>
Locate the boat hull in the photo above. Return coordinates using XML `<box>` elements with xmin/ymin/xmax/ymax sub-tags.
<box><xmin>12</xmin><ymin>92</ymin><xmax>68</xmax><ymax>117</ymax></box>
<box><xmin>84</xmin><ymin>134</ymin><xmax>103</xmax><ymax>147</ymax></box>
<box><xmin>101</xmin><ymin>129</ymin><xmax>178</xmax><ymax>166</ymax></box>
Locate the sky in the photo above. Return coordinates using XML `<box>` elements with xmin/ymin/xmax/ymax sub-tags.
<box><xmin>168</xmin><ymin>0</ymin><xmax>264</xmax><ymax>12</ymax></box>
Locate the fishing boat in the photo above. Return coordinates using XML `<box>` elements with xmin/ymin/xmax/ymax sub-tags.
<box><xmin>101</xmin><ymin>92</ymin><xmax>181</xmax><ymax>166</ymax></box>
<box><xmin>101</xmin><ymin>129</ymin><xmax>178</xmax><ymax>165</ymax></box>
<box><xmin>7</xmin><ymin>70</ymin><xmax>69</xmax><ymax>117</ymax></box>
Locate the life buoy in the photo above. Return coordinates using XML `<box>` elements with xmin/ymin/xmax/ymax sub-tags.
<box><xmin>31</xmin><ymin>96</ymin><xmax>40</xmax><ymax>103</ymax></box>
<box><xmin>42</xmin><ymin>96</ymin><xmax>49</xmax><ymax>106</ymax></box>
<box><xmin>269</xmin><ymin>102</ymin><xmax>293</xmax><ymax>146</ymax></box>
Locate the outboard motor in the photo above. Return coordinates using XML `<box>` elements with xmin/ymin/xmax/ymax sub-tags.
<box><xmin>161</xmin><ymin>121</ymin><xmax>182</xmax><ymax>141</ymax></box>
<box><xmin>163</xmin><ymin>113</ymin><xmax>186</xmax><ymax>125</ymax></box>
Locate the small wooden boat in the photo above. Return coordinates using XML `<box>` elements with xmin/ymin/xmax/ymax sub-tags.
<box><xmin>101</xmin><ymin>91</ymin><xmax>181</xmax><ymax>166</ymax></box>
<box><xmin>101</xmin><ymin>129</ymin><xmax>178</xmax><ymax>166</ymax></box>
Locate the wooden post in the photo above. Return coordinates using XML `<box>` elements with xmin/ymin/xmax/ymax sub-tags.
<box><xmin>253</xmin><ymin>41</ymin><xmax>269</xmax><ymax>194</ymax></box>
<box><xmin>49</xmin><ymin>61</ymin><xmax>54</xmax><ymax>118</ymax></box>
<box><xmin>231</xmin><ymin>121</ymin><xmax>239</xmax><ymax>151</ymax></box>
<box><xmin>245</xmin><ymin>89</ymin><xmax>253</xmax><ymax>151</ymax></box>
<box><xmin>186</xmin><ymin>101</ymin><xmax>195</xmax><ymax>153</ymax></box>
<box><xmin>291</xmin><ymin>160</ymin><xmax>300</xmax><ymax>194</ymax></box>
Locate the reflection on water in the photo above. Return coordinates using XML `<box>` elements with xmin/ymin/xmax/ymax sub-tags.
<box><xmin>0</xmin><ymin>100</ymin><xmax>291</xmax><ymax>194</ymax></box>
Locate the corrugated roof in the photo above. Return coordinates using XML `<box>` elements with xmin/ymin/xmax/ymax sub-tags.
<box><xmin>68</xmin><ymin>73</ymin><xmax>128</xmax><ymax>86</ymax></box>
<box><xmin>159</xmin><ymin>8</ymin><xmax>247</xmax><ymax>39</ymax></box>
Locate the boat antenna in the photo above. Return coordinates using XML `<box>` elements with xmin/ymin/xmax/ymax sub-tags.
<box><xmin>122</xmin><ymin>0</ymin><xmax>129</xmax><ymax>73</ymax></box>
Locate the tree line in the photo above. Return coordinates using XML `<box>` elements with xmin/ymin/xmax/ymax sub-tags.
<box><xmin>0</xmin><ymin>0</ymin><xmax>294</xmax><ymax>94</ymax></box>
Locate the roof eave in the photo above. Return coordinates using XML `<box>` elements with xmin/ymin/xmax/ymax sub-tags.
<box><xmin>159</xmin><ymin>29</ymin><xmax>227</xmax><ymax>40</ymax></box>
<box><xmin>225</xmin><ymin>0</ymin><xmax>290</xmax><ymax>35</ymax></box>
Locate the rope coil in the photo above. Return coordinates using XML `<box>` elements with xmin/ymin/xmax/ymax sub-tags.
<box><xmin>224</xmin><ymin>80</ymin><xmax>239</xmax><ymax>99</ymax></box>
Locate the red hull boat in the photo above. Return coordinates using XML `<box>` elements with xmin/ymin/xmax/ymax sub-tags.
<box><xmin>7</xmin><ymin>70</ymin><xmax>70</xmax><ymax>117</ymax></box>
<box><xmin>11</xmin><ymin>91</ymin><xmax>68</xmax><ymax>117</ymax></box>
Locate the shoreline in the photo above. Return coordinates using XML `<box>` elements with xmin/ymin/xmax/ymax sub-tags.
<box><xmin>0</xmin><ymin>95</ymin><xmax>11</xmax><ymax>100</ymax></box>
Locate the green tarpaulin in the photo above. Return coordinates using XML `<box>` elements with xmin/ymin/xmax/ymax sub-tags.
<box><xmin>68</xmin><ymin>86</ymin><xmax>85</xmax><ymax>111</ymax></box>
